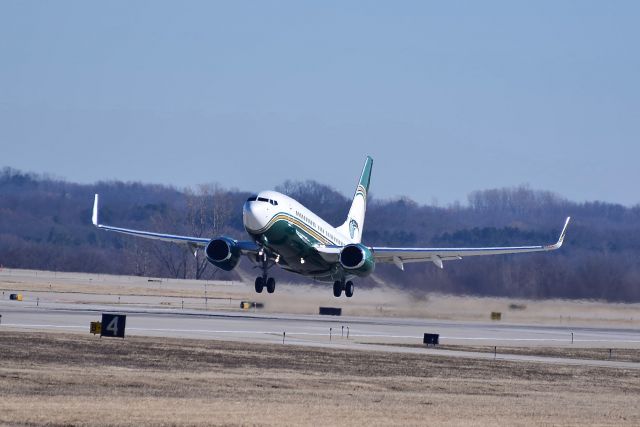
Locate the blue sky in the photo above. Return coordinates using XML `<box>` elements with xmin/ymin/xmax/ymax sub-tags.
<box><xmin>1</xmin><ymin>1</ymin><xmax>638</xmax><ymax>205</ymax></box>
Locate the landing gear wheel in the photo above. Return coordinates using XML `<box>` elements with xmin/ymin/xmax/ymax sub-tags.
<box><xmin>266</xmin><ymin>277</ymin><xmax>276</xmax><ymax>293</ymax></box>
<box><xmin>255</xmin><ymin>276</ymin><xmax>264</xmax><ymax>293</ymax></box>
<box><xmin>333</xmin><ymin>281</ymin><xmax>343</xmax><ymax>297</ymax></box>
<box><xmin>345</xmin><ymin>281</ymin><xmax>354</xmax><ymax>298</ymax></box>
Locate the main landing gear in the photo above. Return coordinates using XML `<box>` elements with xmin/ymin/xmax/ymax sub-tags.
<box><xmin>333</xmin><ymin>280</ymin><xmax>354</xmax><ymax>298</ymax></box>
<box><xmin>254</xmin><ymin>250</ymin><xmax>276</xmax><ymax>294</ymax></box>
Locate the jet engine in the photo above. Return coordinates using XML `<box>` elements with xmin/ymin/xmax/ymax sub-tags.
<box><xmin>205</xmin><ymin>237</ymin><xmax>241</xmax><ymax>271</ymax></box>
<box><xmin>339</xmin><ymin>243</ymin><xmax>375</xmax><ymax>277</ymax></box>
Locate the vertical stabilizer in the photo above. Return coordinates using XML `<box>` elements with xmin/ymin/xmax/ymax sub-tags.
<box><xmin>338</xmin><ymin>156</ymin><xmax>373</xmax><ymax>243</ymax></box>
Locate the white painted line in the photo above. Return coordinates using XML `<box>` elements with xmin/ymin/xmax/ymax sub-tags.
<box><xmin>440</xmin><ymin>337</ymin><xmax>640</xmax><ymax>343</ymax></box>
<box><xmin>4</xmin><ymin>324</ymin><xmax>640</xmax><ymax>344</ymax></box>
<box><xmin>128</xmin><ymin>327</ymin><xmax>284</xmax><ymax>334</ymax></box>
<box><xmin>346</xmin><ymin>333</ymin><xmax>640</xmax><ymax>343</ymax></box>
<box><xmin>2</xmin><ymin>323</ymin><xmax>86</xmax><ymax>329</ymax></box>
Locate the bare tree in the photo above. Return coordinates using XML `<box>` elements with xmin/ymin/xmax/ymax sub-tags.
<box><xmin>147</xmin><ymin>205</ymin><xmax>190</xmax><ymax>279</ymax></box>
<box><xmin>126</xmin><ymin>185</ymin><xmax>232</xmax><ymax>280</ymax></box>
<box><xmin>184</xmin><ymin>184</ymin><xmax>232</xmax><ymax>279</ymax></box>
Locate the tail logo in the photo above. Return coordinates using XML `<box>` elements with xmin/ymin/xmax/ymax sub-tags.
<box><xmin>349</xmin><ymin>219</ymin><xmax>359</xmax><ymax>239</ymax></box>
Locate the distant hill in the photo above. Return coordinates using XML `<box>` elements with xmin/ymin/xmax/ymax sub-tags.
<box><xmin>1</xmin><ymin>166</ymin><xmax>639</xmax><ymax>302</ymax></box>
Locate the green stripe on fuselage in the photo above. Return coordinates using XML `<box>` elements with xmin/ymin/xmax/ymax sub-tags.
<box><xmin>249</xmin><ymin>212</ymin><xmax>333</xmax><ymax>245</ymax></box>
<box><xmin>246</xmin><ymin>213</ymin><xmax>340</xmax><ymax>279</ymax></box>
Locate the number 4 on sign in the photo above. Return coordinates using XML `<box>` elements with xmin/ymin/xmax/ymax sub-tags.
<box><xmin>100</xmin><ymin>313</ymin><xmax>126</xmax><ymax>338</ymax></box>
<box><xmin>106</xmin><ymin>317</ymin><xmax>119</xmax><ymax>336</ymax></box>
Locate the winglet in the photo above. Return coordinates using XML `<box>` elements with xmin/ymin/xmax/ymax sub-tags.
<box><xmin>550</xmin><ymin>216</ymin><xmax>570</xmax><ymax>249</ymax></box>
<box><xmin>92</xmin><ymin>194</ymin><xmax>99</xmax><ymax>226</ymax></box>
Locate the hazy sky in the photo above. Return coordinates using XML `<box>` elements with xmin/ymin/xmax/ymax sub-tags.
<box><xmin>1</xmin><ymin>1</ymin><xmax>638</xmax><ymax>206</ymax></box>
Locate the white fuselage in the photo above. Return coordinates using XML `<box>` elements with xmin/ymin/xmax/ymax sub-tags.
<box><xmin>242</xmin><ymin>190</ymin><xmax>351</xmax><ymax>247</ymax></box>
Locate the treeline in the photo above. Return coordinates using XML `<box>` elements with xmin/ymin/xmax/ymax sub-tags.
<box><xmin>1</xmin><ymin>167</ymin><xmax>639</xmax><ymax>302</ymax></box>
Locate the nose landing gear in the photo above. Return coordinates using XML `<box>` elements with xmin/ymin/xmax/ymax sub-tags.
<box><xmin>266</xmin><ymin>277</ymin><xmax>276</xmax><ymax>293</ymax></box>
<box><xmin>333</xmin><ymin>280</ymin><xmax>354</xmax><ymax>298</ymax></box>
<box><xmin>255</xmin><ymin>276</ymin><xmax>264</xmax><ymax>293</ymax></box>
<box><xmin>254</xmin><ymin>250</ymin><xmax>276</xmax><ymax>294</ymax></box>
<box><xmin>254</xmin><ymin>276</ymin><xmax>276</xmax><ymax>293</ymax></box>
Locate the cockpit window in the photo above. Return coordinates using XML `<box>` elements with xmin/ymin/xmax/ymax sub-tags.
<box><xmin>248</xmin><ymin>196</ymin><xmax>278</xmax><ymax>205</ymax></box>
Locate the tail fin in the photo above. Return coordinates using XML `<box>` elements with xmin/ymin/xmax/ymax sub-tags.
<box><xmin>338</xmin><ymin>156</ymin><xmax>373</xmax><ymax>243</ymax></box>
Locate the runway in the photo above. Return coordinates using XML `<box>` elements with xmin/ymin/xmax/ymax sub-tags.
<box><xmin>2</xmin><ymin>269</ymin><xmax>640</xmax><ymax>370</ymax></box>
<box><xmin>2</xmin><ymin>300</ymin><xmax>639</xmax><ymax>370</ymax></box>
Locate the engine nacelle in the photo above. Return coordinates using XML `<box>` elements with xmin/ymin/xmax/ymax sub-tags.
<box><xmin>205</xmin><ymin>237</ymin><xmax>241</xmax><ymax>271</ymax></box>
<box><xmin>339</xmin><ymin>243</ymin><xmax>375</xmax><ymax>277</ymax></box>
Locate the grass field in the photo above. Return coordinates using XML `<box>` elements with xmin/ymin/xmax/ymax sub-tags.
<box><xmin>2</xmin><ymin>268</ymin><xmax>640</xmax><ymax>327</ymax></box>
<box><xmin>1</xmin><ymin>331</ymin><xmax>638</xmax><ymax>426</ymax></box>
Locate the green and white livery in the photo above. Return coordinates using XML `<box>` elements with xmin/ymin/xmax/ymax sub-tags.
<box><xmin>92</xmin><ymin>156</ymin><xmax>570</xmax><ymax>298</ymax></box>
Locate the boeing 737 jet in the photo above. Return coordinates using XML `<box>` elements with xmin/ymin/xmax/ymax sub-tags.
<box><xmin>92</xmin><ymin>156</ymin><xmax>570</xmax><ymax>298</ymax></box>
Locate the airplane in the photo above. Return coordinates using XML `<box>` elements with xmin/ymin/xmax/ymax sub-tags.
<box><xmin>91</xmin><ymin>156</ymin><xmax>570</xmax><ymax>298</ymax></box>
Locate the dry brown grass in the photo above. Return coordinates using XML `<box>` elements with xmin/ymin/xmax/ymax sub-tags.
<box><xmin>367</xmin><ymin>344</ymin><xmax>640</xmax><ymax>363</ymax></box>
<box><xmin>3</xmin><ymin>268</ymin><xmax>640</xmax><ymax>327</ymax></box>
<box><xmin>0</xmin><ymin>331</ymin><xmax>638</xmax><ymax>426</ymax></box>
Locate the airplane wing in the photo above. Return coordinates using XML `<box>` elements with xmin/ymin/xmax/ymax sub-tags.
<box><xmin>91</xmin><ymin>194</ymin><xmax>259</xmax><ymax>253</ymax></box>
<box><xmin>372</xmin><ymin>217</ymin><xmax>570</xmax><ymax>269</ymax></box>
<box><xmin>316</xmin><ymin>217</ymin><xmax>570</xmax><ymax>270</ymax></box>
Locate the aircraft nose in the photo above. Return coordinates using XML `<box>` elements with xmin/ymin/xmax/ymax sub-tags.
<box><xmin>243</xmin><ymin>202</ymin><xmax>265</xmax><ymax>231</ymax></box>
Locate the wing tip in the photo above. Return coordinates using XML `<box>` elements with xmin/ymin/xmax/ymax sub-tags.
<box><xmin>92</xmin><ymin>194</ymin><xmax>99</xmax><ymax>226</ymax></box>
<box><xmin>551</xmin><ymin>216</ymin><xmax>571</xmax><ymax>249</ymax></box>
<box><xmin>560</xmin><ymin>216</ymin><xmax>571</xmax><ymax>241</ymax></box>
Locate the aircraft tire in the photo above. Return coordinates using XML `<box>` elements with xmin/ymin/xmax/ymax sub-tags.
<box><xmin>266</xmin><ymin>277</ymin><xmax>276</xmax><ymax>293</ymax></box>
<box><xmin>333</xmin><ymin>281</ymin><xmax>342</xmax><ymax>297</ymax></box>
<box><xmin>255</xmin><ymin>277</ymin><xmax>264</xmax><ymax>293</ymax></box>
<box><xmin>345</xmin><ymin>281</ymin><xmax>354</xmax><ymax>298</ymax></box>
